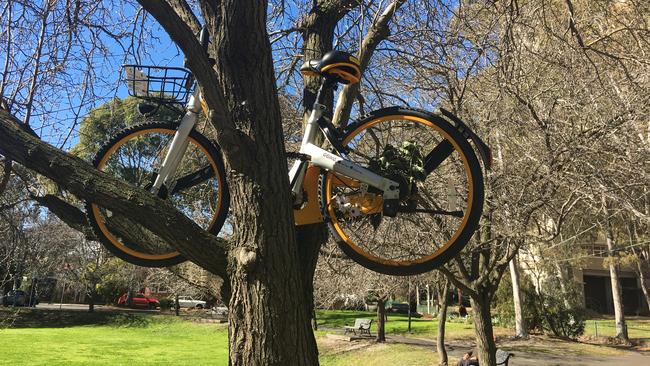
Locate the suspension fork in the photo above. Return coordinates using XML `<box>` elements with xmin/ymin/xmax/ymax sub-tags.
<box><xmin>151</xmin><ymin>91</ymin><xmax>201</xmax><ymax>195</ymax></box>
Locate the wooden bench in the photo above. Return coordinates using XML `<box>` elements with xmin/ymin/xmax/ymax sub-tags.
<box><xmin>496</xmin><ymin>349</ymin><xmax>514</xmax><ymax>366</ymax></box>
<box><xmin>343</xmin><ymin>318</ymin><xmax>373</xmax><ymax>336</ymax></box>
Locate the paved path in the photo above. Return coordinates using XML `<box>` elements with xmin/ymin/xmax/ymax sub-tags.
<box><xmin>385</xmin><ymin>335</ymin><xmax>650</xmax><ymax>366</ymax></box>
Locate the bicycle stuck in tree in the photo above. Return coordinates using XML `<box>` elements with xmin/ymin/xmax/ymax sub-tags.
<box><xmin>85</xmin><ymin>28</ymin><xmax>492</xmax><ymax>276</ymax></box>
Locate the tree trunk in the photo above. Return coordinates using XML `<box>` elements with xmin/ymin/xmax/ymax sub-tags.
<box><xmin>88</xmin><ymin>289</ymin><xmax>95</xmax><ymax>313</ymax></box>
<box><xmin>377</xmin><ymin>298</ymin><xmax>386</xmax><ymax>342</ymax></box>
<box><xmin>436</xmin><ymin>283</ymin><xmax>449</xmax><ymax>366</ymax></box>
<box><xmin>296</xmin><ymin>0</ymin><xmax>361</xmax><ymax>336</ymax></box>
<box><xmin>202</xmin><ymin>2</ymin><xmax>319</xmax><ymax>364</ymax></box>
<box><xmin>602</xmin><ymin>194</ymin><xmax>628</xmax><ymax>340</ymax></box>
<box><xmin>628</xmin><ymin>222</ymin><xmax>650</xmax><ymax>313</ymax></box>
<box><xmin>296</xmin><ymin>223</ymin><xmax>328</xmax><ymax>332</ymax></box>
<box><xmin>509</xmin><ymin>255</ymin><xmax>528</xmax><ymax>338</ymax></box>
<box><xmin>555</xmin><ymin>263</ymin><xmax>573</xmax><ymax>309</ymax></box>
<box><xmin>470</xmin><ymin>292</ymin><xmax>497</xmax><ymax>366</ymax></box>
<box><xmin>636</xmin><ymin>260</ymin><xmax>650</xmax><ymax>313</ymax></box>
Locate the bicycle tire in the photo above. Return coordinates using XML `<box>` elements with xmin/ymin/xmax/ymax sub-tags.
<box><xmin>85</xmin><ymin>121</ymin><xmax>230</xmax><ymax>267</ymax></box>
<box><xmin>319</xmin><ymin>107</ymin><xmax>484</xmax><ymax>275</ymax></box>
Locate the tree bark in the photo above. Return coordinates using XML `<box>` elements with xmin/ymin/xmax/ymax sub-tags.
<box><xmin>297</xmin><ymin>0</ymin><xmax>360</xmax><ymax>334</ymax></box>
<box><xmin>509</xmin><ymin>255</ymin><xmax>528</xmax><ymax>338</ymax></box>
<box><xmin>602</xmin><ymin>194</ymin><xmax>628</xmax><ymax>340</ymax></box>
<box><xmin>296</xmin><ymin>223</ymin><xmax>328</xmax><ymax>331</ymax></box>
<box><xmin>202</xmin><ymin>1</ymin><xmax>318</xmax><ymax>364</ymax></box>
<box><xmin>377</xmin><ymin>298</ymin><xmax>386</xmax><ymax>342</ymax></box>
<box><xmin>436</xmin><ymin>282</ymin><xmax>449</xmax><ymax>366</ymax></box>
<box><xmin>470</xmin><ymin>291</ymin><xmax>497</xmax><ymax>366</ymax></box>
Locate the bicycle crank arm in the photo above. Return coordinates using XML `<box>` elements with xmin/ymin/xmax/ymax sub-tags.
<box><xmin>397</xmin><ymin>206</ymin><xmax>464</xmax><ymax>218</ymax></box>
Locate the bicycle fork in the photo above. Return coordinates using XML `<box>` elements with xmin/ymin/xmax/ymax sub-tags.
<box><xmin>151</xmin><ymin>91</ymin><xmax>202</xmax><ymax>196</ymax></box>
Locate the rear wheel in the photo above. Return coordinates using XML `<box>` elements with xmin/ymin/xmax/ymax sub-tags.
<box><xmin>319</xmin><ymin>107</ymin><xmax>484</xmax><ymax>275</ymax></box>
<box><xmin>86</xmin><ymin>122</ymin><xmax>229</xmax><ymax>267</ymax></box>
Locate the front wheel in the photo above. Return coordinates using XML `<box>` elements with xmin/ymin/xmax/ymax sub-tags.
<box><xmin>319</xmin><ymin>107</ymin><xmax>484</xmax><ymax>275</ymax></box>
<box><xmin>85</xmin><ymin>121</ymin><xmax>230</xmax><ymax>267</ymax></box>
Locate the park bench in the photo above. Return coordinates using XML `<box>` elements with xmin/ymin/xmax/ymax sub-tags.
<box><xmin>343</xmin><ymin>318</ymin><xmax>373</xmax><ymax>336</ymax></box>
<box><xmin>496</xmin><ymin>349</ymin><xmax>514</xmax><ymax>366</ymax></box>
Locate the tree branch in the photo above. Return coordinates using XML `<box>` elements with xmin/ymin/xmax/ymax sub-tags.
<box><xmin>332</xmin><ymin>0</ymin><xmax>405</xmax><ymax>127</ymax></box>
<box><xmin>136</xmin><ymin>0</ymin><xmax>246</xmax><ymax>154</ymax></box>
<box><xmin>0</xmin><ymin>108</ymin><xmax>228</xmax><ymax>278</ymax></box>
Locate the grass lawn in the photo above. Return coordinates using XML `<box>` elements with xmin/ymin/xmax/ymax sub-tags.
<box><xmin>0</xmin><ymin>310</ymin><xmax>228</xmax><ymax>366</ymax></box>
<box><xmin>583</xmin><ymin>318</ymin><xmax>650</xmax><ymax>339</ymax></box>
<box><xmin>320</xmin><ymin>343</ymin><xmax>437</xmax><ymax>366</ymax></box>
<box><xmin>2</xmin><ymin>308</ymin><xmax>648</xmax><ymax>366</ymax></box>
<box><xmin>315</xmin><ymin>309</ymin><xmax>507</xmax><ymax>339</ymax></box>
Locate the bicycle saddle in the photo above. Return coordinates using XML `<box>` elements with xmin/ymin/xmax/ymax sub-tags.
<box><xmin>300</xmin><ymin>50</ymin><xmax>361</xmax><ymax>84</ymax></box>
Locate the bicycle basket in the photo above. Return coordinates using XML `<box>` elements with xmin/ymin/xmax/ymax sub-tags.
<box><xmin>123</xmin><ymin>65</ymin><xmax>194</xmax><ymax>104</ymax></box>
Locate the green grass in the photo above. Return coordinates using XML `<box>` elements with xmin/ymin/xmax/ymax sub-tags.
<box><xmin>316</xmin><ymin>309</ymin><xmax>492</xmax><ymax>339</ymax></box>
<box><xmin>584</xmin><ymin>318</ymin><xmax>650</xmax><ymax>339</ymax></box>
<box><xmin>320</xmin><ymin>343</ymin><xmax>437</xmax><ymax>366</ymax></box>
<box><xmin>3</xmin><ymin>308</ymin><xmax>647</xmax><ymax>366</ymax></box>
<box><xmin>0</xmin><ymin>311</ymin><xmax>228</xmax><ymax>366</ymax></box>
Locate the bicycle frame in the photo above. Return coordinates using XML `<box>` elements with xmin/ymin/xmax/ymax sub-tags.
<box><xmin>151</xmin><ymin>78</ymin><xmax>400</xmax><ymax>221</ymax></box>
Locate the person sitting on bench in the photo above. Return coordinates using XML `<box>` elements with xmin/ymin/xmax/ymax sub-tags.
<box><xmin>457</xmin><ymin>351</ymin><xmax>479</xmax><ymax>366</ymax></box>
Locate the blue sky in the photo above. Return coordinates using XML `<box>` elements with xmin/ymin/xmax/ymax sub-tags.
<box><xmin>2</xmin><ymin>1</ymin><xmax>475</xmax><ymax>151</ymax></box>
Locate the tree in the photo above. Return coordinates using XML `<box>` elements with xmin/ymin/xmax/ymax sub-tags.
<box><xmin>1</xmin><ymin>0</ymin><xmax>407</xmax><ymax>363</ymax></box>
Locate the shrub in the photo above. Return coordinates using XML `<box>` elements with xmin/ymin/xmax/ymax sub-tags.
<box><xmin>158</xmin><ymin>298</ymin><xmax>175</xmax><ymax>310</ymax></box>
<box><xmin>541</xmin><ymin>305</ymin><xmax>587</xmax><ymax>339</ymax></box>
<box><xmin>494</xmin><ymin>271</ymin><xmax>585</xmax><ymax>339</ymax></box>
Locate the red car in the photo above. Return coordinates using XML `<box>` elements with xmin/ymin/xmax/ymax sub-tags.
<box><xmin>117</xmin><ymin>292</ymin><xmax>160</xmax><ymax>309</ymax></box>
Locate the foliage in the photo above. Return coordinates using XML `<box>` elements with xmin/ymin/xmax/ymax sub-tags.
<box><xmin>542</xmin><ymin>304</ymin><xmax>587</xmax><ymax>340</ymax></box>
<box><xmin>535</xmin><ymin>276</ymin><xmax>587</xmax><ymax>339</ymax></box>
<box><xmin>71</xmin><ymin>97</ymin><xmax>181</xmax><ymax>161</ymax></box>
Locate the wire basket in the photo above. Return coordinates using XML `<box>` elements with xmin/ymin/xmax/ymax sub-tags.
<box><xmin>123</xmin><ymin>65</ymin><xmax>194</xmax><ymax>104</ymax></box>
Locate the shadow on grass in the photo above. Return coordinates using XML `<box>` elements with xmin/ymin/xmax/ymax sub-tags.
<box><xmin>0</xmin><ymin>307</ymin><xmax>156</xmax><ymax>329</ymax></box>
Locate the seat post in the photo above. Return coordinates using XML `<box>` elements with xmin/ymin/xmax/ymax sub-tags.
<box><xmin>312</xmin><ymin>77</ymin><xmax>338</xmax><ymax>110</ymax></box>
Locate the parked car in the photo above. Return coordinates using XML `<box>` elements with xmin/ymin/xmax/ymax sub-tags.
<box><xmin>1</xmin><ymin>290</ymin><xmax>38</xmax><ymax>307</ymax></box>
<box><xmin>389</xmin><ymin>302</ymin><xmax>409</xmax><ymax>313</ymax></box>
<box><xmin>117</xmin><ymin>293</ymin><xmax>160</xmax><ymax>309</ymax></box>
<box><xmin>389</xmin><ymin>302</ymin><xmax>422</xmax><ymax>317</ymax></box>
<box><xmin>176</xmin><ymin>296</ymin><xmax>207</xmax><ymax>309</ymax></box>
